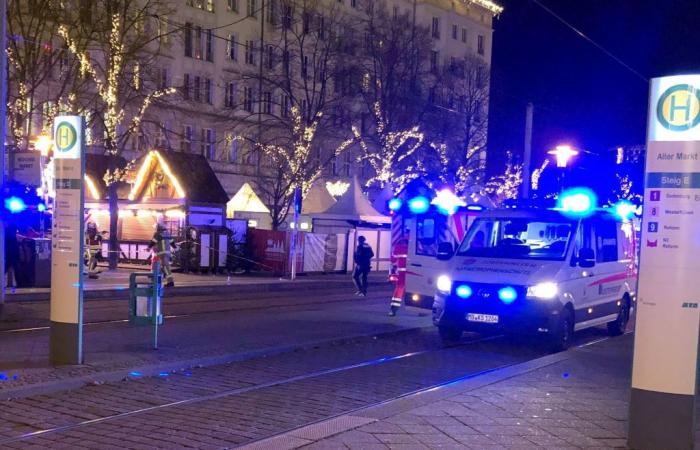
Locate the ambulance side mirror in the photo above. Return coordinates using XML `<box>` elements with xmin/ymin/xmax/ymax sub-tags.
<box><xmin>437</xmin><ymin>242</ymin><xmax>454</xmax><ymax>260</ymax></box>
<box><xmin>577</xmin><ymin>248</ymin><xmax>596</xmax><ymax>268</ymax></box>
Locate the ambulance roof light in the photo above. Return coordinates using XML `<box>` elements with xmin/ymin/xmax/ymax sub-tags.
<box><xmin>388</xmin><ymin>197</ymin><xmax>403</xmax><ymax>212</ymax></box>
<box><xmin>408</xmin><ymin>196</ymin><xmax>430</xmax><ymax>214</ymax></box>
<box><xmin>431</xmin><ymin>189</ymin><xmax>466</xmax><ymax>215</ymax></box>
<box><xmin>556</xmin><ymin>187</ymin><xmax>597</xmax><ymax>218</ymax></box>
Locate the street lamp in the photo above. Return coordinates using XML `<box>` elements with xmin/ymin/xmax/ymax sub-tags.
<box><xmin>548</xmin><ymin>145</ymin><xmax>579</xmax><ymax>168</ymax></box>
<box><xmin>33</xmin><ymin>134</ymin><xmax>53</xmax><ymax>156</ymax></box>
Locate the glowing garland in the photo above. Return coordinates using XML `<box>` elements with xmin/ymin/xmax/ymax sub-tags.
<box><xmin>128</xmin><ymin>151</ymin><xmax>186</xmax><ymax>201</ymax></box>
<box><xmin>84</xmin><ymin>175</ymin><xmax>101</xmax><ymax>200</ymax></box>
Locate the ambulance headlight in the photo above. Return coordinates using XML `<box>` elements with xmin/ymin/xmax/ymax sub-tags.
<box><xmin>527</xmin><ymin>282</ymin><xmax>559</xmax><ymax>299</ymax></box>
<box><xmin>436</xmin><ymin>275</ymin><xmax>452</xmax><ymax>294</ymax></box>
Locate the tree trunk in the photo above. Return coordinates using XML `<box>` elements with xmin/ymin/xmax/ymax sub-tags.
<box><xmin>108</xmin><ymin>182</ymin><xmax>119</xmax><ymax>270</ymax></box>
<box><xmin>107</xmin><ymin>154</ymin><xmax>120</xmax><ymax>270</ymax></box>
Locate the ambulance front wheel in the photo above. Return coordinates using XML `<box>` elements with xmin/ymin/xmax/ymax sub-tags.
<box><xmin>438</xmin><ymin>325</ymin><xmax>462</xmax><ymax>343</ymax></box>
<box><xmin>549</xmin><ymin>307</ymin><xmax>574</xmax><ymax>352</ymax></box>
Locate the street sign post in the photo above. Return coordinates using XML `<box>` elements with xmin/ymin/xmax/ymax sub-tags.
<box><xmin>629</xmin><ymin>75</ymin><xmax>700</xmax><ymax>449</ymax></box>
<box><xmin>49</xmin><ymin>115</ymin><xmax>85</xmax><ymax>365</ymax></box>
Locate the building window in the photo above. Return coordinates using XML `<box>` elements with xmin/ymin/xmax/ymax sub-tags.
<box><xmin>452</xmin><ymin>24</ymin><xmax>458</xmax><ymax>40</ymax></box>
<box><xmin>430</xmin><ymin>51</ymin><xmax>439</xmax><ymax>72</ymax></box>
<box><xmin>205</xmin><ymin>29</ymin><xmax>213</xmax><ymax>62</ymax></box>
<box><xmin>204</xmin><ymin>78</ymin><xmax>212</xmax><ymax>104</ymax></box>
<box><xmin>187</xmin><ymin>0</ymin><xmax>214</xmax><ymax>12</ymax></box>
<box><xmin>478</xmin><ymin>35</ymin><xmax>485</xmax><ymax>55</ymax></box>
<box><xmin>202</xmin><ymin>128</ymin><xmax>215</xmax><ymax>159</ymax></box>
<box><xmin>194</xmin><ymin>26</ymin><xmax>203</xmax><ymax>59</ymax></box>
<box><xmin>184</xmin><ymin>22</ymin><xmax>193</xmax><ymax>57</ymax></box>
<box><xmin>193</xmin><ymin>75</ymin><xmax>201</xmax><ymax>101</ymax></box>
<box><xmin>227</xmin><ymin>34</ymin><xmax>238</xmax><ymax>61</ymax></box>
<box><xmin>302</xmin><ymin>55</ymin><xmax>309</xmax><ymax>78</ymax></box>
<box><xmin>351</xmin><ymin>0</ymin><xmax>357</xmax><ymax>8</ymax></box>
<box><xmin>158</xmin><ymin>19</ymin><xmax>169</xmax><ymax>45</ymax></box>
<box><xmin>228</xmin><ymin>0</ymin><xmax>239</xmax><ymax>12</ymax></box>
<box><xmin>261</xmin><ymin>91</ymin><xmax>272</xmax><ymax>114</ymax></box>
<box><xmin>267</xmin><ymin>0</ymin><xmax>277</xmax><ymax>24</ymax></box>
<box><xmin>393</xmin><ymin>6</ymin><xmax>399</xmax><ymax>19</ymax></box>
<box><xmin>265</xmin><ymin>45</ymin><xmax>274</xmax><ymax>69</ymax></box>
<box><xmin>318</xmin><ymin>15</ymin><xmax>326</xmax><ymax>40</ymax></box>
<box><xmin>182</xmin><ymin>125</ymin><xmax>193</xmax><ymax>152</ymax></box>
<box><xmin>245</xmin><ymin>40</ymin><xmax>256</xmax><ymax>65</ymax></box>
<box><xmin>225</xmin><ymin>82</ymin><xmax>236</xmax><ymax>108</ymax></box>
<box><xmin>155</xmin><ymin>121</ymin><xmax>169</xmax><ymax>149</ymax></box>
<box><xmin>247</xmin><ymin>0</ymin><xmax>257</xmax><ymax>17</ymax></box>
<box><xmin>330</xmin><ymin>155</ymin><xmax>337</xmax><ymax>175</ymax></box>
<box><xmin>282</xmin><ymin>4</ymin><xmax>293</xmax><ymax>28</ymax></box>
<box><xmin>159</xmin><ymin>68</ymin><xmax>170</xmax><ymax>89</ymax></box>
<box><xmin>461</xmin><ymin>28</ymin><xmax>467</xmax><ymax>43</ymax></box>
<box><xmin>431</xmin><ymin>17</ymin><xmax>440</xmax><ymax>39</ymax></box>
<box><xmin>281</xmin><ymin>95</ymin><xmax>290</xmax><ymax>117</ymax></box>
<box><xmin>243</xmin><ymin>86</ymin><xmax>254</xmax><ymax>112</ymax></box>
<box><xmin>182</xmin><ymin>73</ymin><xmax>191</xmax><ymax>99</ymax></box>
<box><xmin>343</xmin><ymin>152</ymin><xmax>351</xmax><ymax>176</ymax></box>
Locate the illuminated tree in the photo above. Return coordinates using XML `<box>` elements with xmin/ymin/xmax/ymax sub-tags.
<box><xmin>482</xmin><ymin>152</ymin><xmax>523</xmax><ymax>203</ymax></box>
<box><xmin>58</xmin><ymin>0</ymin><xmax>176</xmax><ymax>268</ymax></box>
<box><xmin>227</xmin><ymin>0</ymin><xmax>355</xmax><ymax>229</ymax></box>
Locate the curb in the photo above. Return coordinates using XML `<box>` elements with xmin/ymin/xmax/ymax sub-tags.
<box><xmin>0</xmin><ymin>325</ymin><xmax>431</xmax><ymax>401</ymax></box>
<box><xmin>238</xmin><ymin>349</ymin><xmax>576</xmax><ymax>449</ymax></box>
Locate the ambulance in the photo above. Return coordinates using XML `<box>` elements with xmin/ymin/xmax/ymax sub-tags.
<box><xmin>431</xmin><ymin>205</ymin><xmax>637</xmax><ymax>350</ymax></box>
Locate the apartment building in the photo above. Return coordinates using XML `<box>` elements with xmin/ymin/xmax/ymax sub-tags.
<box><xmin>19</xmin><ymin>0</ymin><xmax>501</xmax><ymax>201</ymax></box>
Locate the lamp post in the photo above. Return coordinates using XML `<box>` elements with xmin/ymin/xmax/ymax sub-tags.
<box><xmin>548</xmin><ymin>145</ymin><xmax>579</xmax><ymax>168</ymax></box>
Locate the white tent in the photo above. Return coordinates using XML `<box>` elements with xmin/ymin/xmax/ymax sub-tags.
<box><xmin>311</xmin><ymin>176</ymin><xmax>390</xmax><ymax>224</ymax></box>
<box><xmin>227</xmin><ymin>182</ymin><xmax>270</xmax><ymax>217</ymax></box>
<box><xmin>302</xmin><ymin>179</ymin><xmax>337</xmax><ymax>214</ymax></box>
<box><xmin>372</xmin><ymin>183</ymin><xmax>395</xmax><ymax>216</ymax></box>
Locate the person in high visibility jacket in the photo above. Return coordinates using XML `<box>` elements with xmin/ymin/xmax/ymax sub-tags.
<box><xmin>85</xmin><ymin>221</ymin><xmax>102</xmax><ymax>279</ymax></box>
<box><xmin>389</xmin><ymin>238</ymin><xmax>408</xmax><ymax>316</ymax></box>
<box><xmin>148</xmin><ymin>224</ymin><xmax>177</xmax><ymax>287</ymax></box>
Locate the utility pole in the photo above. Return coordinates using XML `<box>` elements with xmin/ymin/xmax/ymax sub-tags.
<box><xmin>0</xmin><ymin>0</ymin><xmax>8</xmax><ymax>312</ymax></box>
<box><xmin>256</xmin><ymin>0</ymin><xmax>265</xmax><ymax>175</ymax></box>
<box><xmin>520</xmin><ymin>102</ymin><xmax>534</xmax><ymax>199</ymax></box>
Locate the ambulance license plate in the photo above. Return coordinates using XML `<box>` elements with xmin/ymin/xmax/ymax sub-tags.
<box><xmin>467</xmin><ymin>313</ymin><xmax>499</xmax><ymax>324</ymax></box>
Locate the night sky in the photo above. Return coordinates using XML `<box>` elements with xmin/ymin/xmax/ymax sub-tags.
<box><xmin>487</xmin><ymin>0</ymin><xmax>700</xmax><ymax>170</ymax></box>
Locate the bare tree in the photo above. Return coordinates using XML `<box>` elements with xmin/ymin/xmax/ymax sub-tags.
<box><xmin>350</xmin><ymin>2</ymin><xmax>433</xmax><ymax>192</ymax></box>
<box><xmin>58</xmin><ymin>0</ymin><xmax>176</xmax><ymax>268</ymax></box>
<box><xmin>7</xmin><ymin>0</ymin><xmax>93</xmax><ymax>150</ymax></box>
<box><xmin>227</xmin><ymin>0</ymin><xmax>355</xmax><ymax>229</ymax></box>
<box><xmin>425</xmin><ymin>55</ymin><xmax>491</xmax><ymax>193</ymax></box>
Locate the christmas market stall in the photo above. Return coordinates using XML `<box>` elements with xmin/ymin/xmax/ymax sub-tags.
<box><xmin>86</xmin><ymin>150</ymin><xmax>231</xmax><ymax>271</ymax></box>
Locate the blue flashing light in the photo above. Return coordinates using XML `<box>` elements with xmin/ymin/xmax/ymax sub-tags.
<box><xmin>4</xmin><ymin>196</ymin><xmax>26</xmax><ymax>214</ymax></box>
<box><xmin>556</xmin><ymin>188</ymin><xmax>597</xmax><ymax>218</ymax></box>
<box><xmin>466</xmin><ymin>204</ymin><xmax>484</xmax><ymax>212</ymax></box>
<box><xmin>613</xmin><ymin>201</ymin><xmax>637</xmax><ymax>220</ymax></box>
<box><xmin>129</xmin><ymin>371</ymin><xmax>143</xmax><ymax>378</ymax></box>
<box><xmin>37</xmin><ymin>203</ymin><xmax>46</xmax><ymax>212</ymax></box>
<box><xmin>498</xmin><ymin>286</ymin><xmax>518</xmax><ymax>304</ymax></box>
<box><xmin>388</xmin><ymin>197</ymin><xmax>403</xmax><ymax>212</ymax></box>
<box><xmin>431</xmin><ymin>189</ymin><xmax>466</xmax><ymax>215</ymax></box>
<box><xmin>408</xmin><ymin>196</ymin><xmax>430</xmax><ymax>214</ymax></box>
<box><xmin>455</xmin><ymin>285</ymin><xmax>473</xmax><ymax>299</ymax></box>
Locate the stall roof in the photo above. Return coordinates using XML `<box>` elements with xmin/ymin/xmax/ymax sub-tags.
<box><xmin>311</xmin><ymin>176</ymin><xmax>390</xmax><ymax>224</ymax></box>
<box><xmin>302</xmin><ymin>179</ymin><xmax>336</xmax><ymax>214</ymax></box>
<box><xmin>227</xmin><ymin>182</ymin><xmax>270</xmax><ymax>215</ymax></box>
<box><xmin>129</xmin><ymin>151</ymin><xmax>229</xmax><ymax>205</ymax></box>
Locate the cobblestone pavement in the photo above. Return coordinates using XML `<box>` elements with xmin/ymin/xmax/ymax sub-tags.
<box><xmin>0</xmin><ymin>284</ymin><xmax>411</xmax><ymax>390</ymax></box>
<box><xmin>285</xmin><ymin>335</ymin><xmax>639</xmax><ymax>450</ymax></box>
<box><xmin>0</xmin><ymin>321</ymin><xmax>602</xmax><ymax>449</ymax></box>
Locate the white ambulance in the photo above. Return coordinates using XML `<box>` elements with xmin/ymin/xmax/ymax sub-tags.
<box><xmin>432</xmin><ymin>207</ymin><xmax>637</xmax><ymax>350</ymax></box>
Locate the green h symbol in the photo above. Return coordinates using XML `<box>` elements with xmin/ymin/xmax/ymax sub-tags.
<box><xmin>669</xmin><ymin>93</ymin><xmax>692</xmax><ymax>122</ymax></box>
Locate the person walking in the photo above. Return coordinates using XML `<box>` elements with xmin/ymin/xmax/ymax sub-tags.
<box><xmin>84</xmin><ymin>221</ymin><xmax>102</xmax><ymax>279</ymax></box>
<box><xmin>352</xmin><ymin>236</ymin><xmax>374</xmax><ymax>296</ymax></box>
<box><xmin>148</xmin><ymin>224</ymin><xmax>177</xmax><ymax>287</ymax></box>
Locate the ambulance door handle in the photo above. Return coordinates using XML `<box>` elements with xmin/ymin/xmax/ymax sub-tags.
<box><xmin>411</xmin><ymin>263</ymin><xmax>423</xmax><ymax>267</ymax></box>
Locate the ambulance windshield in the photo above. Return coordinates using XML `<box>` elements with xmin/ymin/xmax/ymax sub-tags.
<box><xmin>457</xmin><ymin>217</ymin><xmax>575</xmax><ymax>261</ymax></box>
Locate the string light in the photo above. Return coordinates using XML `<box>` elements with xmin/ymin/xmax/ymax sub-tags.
<box><xmin>84</xmin><ymin>175</ymin><xmax>101</xmax><ymax>200</ymax></box>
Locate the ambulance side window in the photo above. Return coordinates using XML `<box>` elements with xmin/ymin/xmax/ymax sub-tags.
<box><xmin>572</xmin><ymin>220</ymin><xmax>595</xmax><ymax>264</ymax></box>
<box><xmin>416</xmin><ymin>217</ymin><xmax>437</xmax><ymax>256</ymax></box>
<box><xmin>595</xmin><ymin>220</ymin><xmax>618</xmax><ymax>263</ymax></box>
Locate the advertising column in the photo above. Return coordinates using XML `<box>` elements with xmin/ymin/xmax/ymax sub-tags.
<box><xmin>49</xmin><ymin>116</ymin><xmax>85</xmax><ymax>365</ymax></box>
<box><xmin>629</xmin><ymin>75</ymin><xmax>700</xmax><ymax>449</ymax></box>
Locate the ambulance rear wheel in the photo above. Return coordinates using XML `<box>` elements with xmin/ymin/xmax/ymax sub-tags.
<box><xmin>438</xmin><ymin>325</ymin><xmax>462</xmax><ymax>343</ymax></box>
<box><xmin>607</xmin><ymin>297</ymin><xmax>630</xmax><ymax>336</ymax></box>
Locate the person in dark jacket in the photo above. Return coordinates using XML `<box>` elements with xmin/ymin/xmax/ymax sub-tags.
<box><xmin>352</xmin><ymin>236</ymin><xmax>374</xmax><ymax>296</ymax></box>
